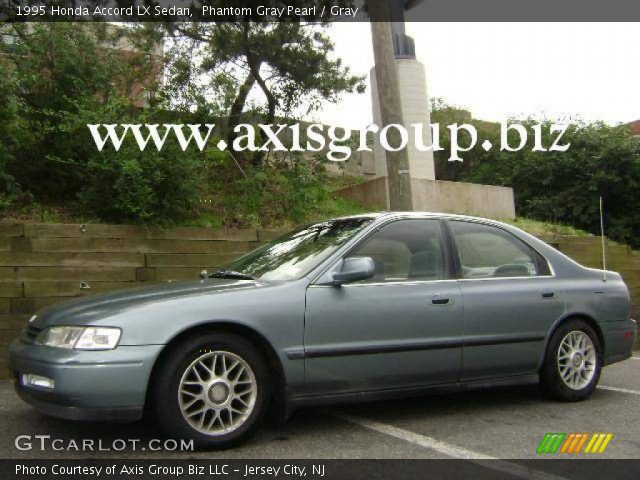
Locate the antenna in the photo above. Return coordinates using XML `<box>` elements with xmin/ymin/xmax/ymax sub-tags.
<box><xmin>599</xmin><ymin>196</ymin><xmax>607</xmax><ymax>282</ymax></box>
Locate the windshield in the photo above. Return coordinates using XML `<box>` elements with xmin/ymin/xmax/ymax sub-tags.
<box><xmin>221</xmin><ymin>217</ymin><xmax>374</xmax><ymax>281</ymax></box>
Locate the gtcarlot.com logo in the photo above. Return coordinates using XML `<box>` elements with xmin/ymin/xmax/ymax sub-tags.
<box><xmin>537</xmin><ymin>433</ymin><xmax>613</xmax><ymax>454</ymax></box>
<box><xmin>14</xmin><ymin>435</ymin><xmax>194</xmax><ymax>452</ymax></box>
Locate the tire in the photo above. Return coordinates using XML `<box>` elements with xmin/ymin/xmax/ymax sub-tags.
<box><xmin>152</xmin><ymin>332</ymin><xmax>270</xmax><ymax>450</ymax></box>
<box><xmin>540</xmin><ymin>319</ymin><xmax>602</xmax><ymax>401</ymax></box>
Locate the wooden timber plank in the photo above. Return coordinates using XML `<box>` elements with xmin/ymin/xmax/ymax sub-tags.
<box><xmin>24</xmin><ymin>223</ymin><xmax>258</xmax><ymax>241</ymax></box>
<box><xmin>24</xmin><ymin>281</ymin><xmax>135</xmax><ymax>298</ymax></box>
<box><xmin>0</xmin><ymin>252</ymin><xmax>144</xmax><ymax>268</ymax></box>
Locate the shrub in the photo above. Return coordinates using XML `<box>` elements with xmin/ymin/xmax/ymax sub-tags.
<box><xmin>200</xmin><ymin>154</ymin><xmax>367</xmax><ymax>228</ymax></box>
<box><xmin>431</xmin><ymin>99</ymin><xmax>640</xmax><ymax>249</ymax></box>
<box><xmin>80</xmin><ymin>140</ymin><xmax>205</xmax><ymax>225</ymax></box>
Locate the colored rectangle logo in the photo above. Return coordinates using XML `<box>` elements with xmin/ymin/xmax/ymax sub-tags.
<box><xmin>537</xmin><ymin>433</ymin><xmax>613</xmax><ymax>454</ymax></box>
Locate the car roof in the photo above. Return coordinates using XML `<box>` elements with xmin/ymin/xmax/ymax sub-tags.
<box><xmin>336</xmin><ymin>211</ymin><xmax>509</xmax><ymax>226</ymax></box>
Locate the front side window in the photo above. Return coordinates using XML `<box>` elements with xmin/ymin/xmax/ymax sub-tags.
<box><xmin>449</xmin><ymin>221</ymin><xmax>549</xmax><ymax>279</ymax></box>
<box><xmin>346</xmin><ymin>219</ymin><xmax>446</xmax><ymax>283</ymax></box>
<box><xmin>222</xmin><ymin>217</ymin><xmax>374</xmax><ymax>281</ymax></box>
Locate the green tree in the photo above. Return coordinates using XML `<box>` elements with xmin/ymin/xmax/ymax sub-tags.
<box><xmin>431</xmin><ymin>99</ymin><xmax>640</xmax><ymax>247</ymax></box>
<box><xmin>0</xmin><ymin>23</ymin><xmax>205</xmax><ymax>224</ymax></box>
<box><xmin>0</xmin><ymin>20</ymin><xmax>369</xmax><ymax>227</ymax></box>
<box><xmin>0</xmin><ymin>59</ymin><xmax>30</xmax><ymax>213</ymax></box>
<box><xmin>1</xmin><ymin>23</ymin><xmax>161</xmax><ymax>199</ymax></box>
<box><xmin>164</xmin><ymin>10</ymin><xmax>365</xmax><ymax>164</ymax></box>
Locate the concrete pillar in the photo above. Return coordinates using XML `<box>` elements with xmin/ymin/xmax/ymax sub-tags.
<box><xmin>370</xmin><ymin>58</ymin><xmax>435</xmax><ymax>180</ymax></box>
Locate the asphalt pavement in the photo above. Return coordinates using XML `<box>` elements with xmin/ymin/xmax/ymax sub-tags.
<box><xmin>1</xmin><ymin>353</ymin><xmax>639</xmax><ymax>460</ymax></box>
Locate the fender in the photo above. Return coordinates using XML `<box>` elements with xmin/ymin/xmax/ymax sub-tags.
<box><xmin>536</xmin><ymin>311</ymin><xmax>603</xmax><ymax>370</ymax></box>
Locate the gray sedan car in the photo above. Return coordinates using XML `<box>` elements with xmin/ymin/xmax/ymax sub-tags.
<box><xmin>7</xmin><ymin>213</ymin><xmax>638</xmax><ymax>448</ymax></box>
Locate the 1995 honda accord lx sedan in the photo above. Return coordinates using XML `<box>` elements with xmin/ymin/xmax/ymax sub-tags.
<box><xmin>7</xmin><ymin>213</ymin><xmax>638</xmax><ymax>448</ymax></box>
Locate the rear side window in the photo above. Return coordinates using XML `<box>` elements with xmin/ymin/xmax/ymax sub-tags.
<box><xmin>449</xmin><ymin>221</ymin><xmax>550</xmax><ymax>279</ymax></box>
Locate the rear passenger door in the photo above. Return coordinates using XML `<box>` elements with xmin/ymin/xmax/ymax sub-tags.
<box><xmin>447</xmin><ymin>220</ymin><xmax>564</xmax><ymax>381</ymax></box>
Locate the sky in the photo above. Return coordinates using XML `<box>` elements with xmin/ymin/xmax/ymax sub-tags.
<box><xmin>313</xmin><ymin>23</ymin><xmax>640</xmax><ymax>129</ymax></box>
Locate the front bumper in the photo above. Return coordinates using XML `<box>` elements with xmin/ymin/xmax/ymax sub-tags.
<box><xmin>7</xmin><ymin>339</ymin><xmax>163</xmax><ymax>422</ymax></box>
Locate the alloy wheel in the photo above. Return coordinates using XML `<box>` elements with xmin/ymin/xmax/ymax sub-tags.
<box><xmin>178</xmin><ymin>351</ymin><xmax>257</xmax><ymax>436</ymax></box>
<box><xmin>557</xmin><ymin>330</ymin><xmax>596</xmax><ymax>390</ymax></box>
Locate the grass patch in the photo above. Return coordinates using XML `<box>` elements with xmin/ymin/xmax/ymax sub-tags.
<box><xmin>0</xmin><ymin>196</ymin><xmax>100</xmax><ymax>225</ymax></box>
<box><xmin>181</xmin><ymin>213</ymin><xmax>226</xmax><ymax>229</ymax></box>
<box><xmin>504</xmin><ymin>218</ymin><xmax>590</xmax><ymax>237</ymax></box>
<box><xmin>0</xmin><ymin>190</ymin><xmax>592</xmax><ymax>240</ymax></box>
<box><xmin>326</xmin><ymin>173</ymin><xmax>368</xmax><ymax>191</ymax></box>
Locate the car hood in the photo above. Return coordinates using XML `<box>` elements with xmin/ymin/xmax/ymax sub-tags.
<box><xmin>30</xmin><ymin>278</ymin><xmax>263</xmax><ymax>329</ymax></box>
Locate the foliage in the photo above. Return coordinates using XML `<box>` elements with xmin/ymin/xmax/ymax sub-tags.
<box><xmin>0</xmin><ymin>57</ymin><xmax>28</xmax><ymax>212</ymax></box>
<box><xmin>1</xmin><ymin>23</ymin><xmax>160</xmax><ymax>199</ymax></box>
<box><xmin>0</xmin><ymin>23</ymin><xmax>207</xmax><ymax>224</ymax></box>
<box><xmin>431</xmin><ymin>99</ymin><xmax>640</xmax><ymax>248</ymax></box>
<box><xmin>79</xmin><ymin>118</ymin><xmax>205</xmax><ymax>225</ymax></box>
<box><xmin>0</xmin><ymin>21</ymin><xmax>369</xmax><ymax>227</ymax></box>
<box><xmin>164</xmin><ymin>14</ymin><xmax>365</xmax><ymax>165</ymax></box>
<box><xmin>4</xmin><ymin>20</ymin><xmax>638</xmax><ymax>243</ymax></box>
<box><xmin>199</xmin><ymin>153</ymin><xmax>369</xmax><ymax>229</ymax></box>
<box><xmin>504</xmin><ymin>218</ymin><xmax>588</xmax><ymax>237</ymax></box>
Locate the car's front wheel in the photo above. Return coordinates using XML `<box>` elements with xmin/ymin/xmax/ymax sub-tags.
<box><xmin>540</xmin><ymin>319</ymin><xmax>602</xmax><ymax>401</ymax></box>
<box><xmin>152</xmin><ymin>332</ymin><xmax>270</xmax><ymax>449</ymax></box>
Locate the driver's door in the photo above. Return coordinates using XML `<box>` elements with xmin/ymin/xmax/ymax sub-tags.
<box><xmin>303</xmin><ymin>218</ymin><xmax>463</xmax><ymax>395</ymax></box>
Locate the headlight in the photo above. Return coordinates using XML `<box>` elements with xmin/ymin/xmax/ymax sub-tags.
<box><xmin>35</xmin><ymin>326</ymin><xmax>121</xmax><ymax>350</ymax></box>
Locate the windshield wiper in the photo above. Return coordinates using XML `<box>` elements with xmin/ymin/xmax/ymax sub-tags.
<box><xmin>208</xmin><ymin>269</ymin><xmax>257</xmax><ymax>280</ymax></box>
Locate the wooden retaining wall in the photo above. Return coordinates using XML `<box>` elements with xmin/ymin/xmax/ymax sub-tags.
<box><xmin>537</xmin><ymin>234</ymin><xmax>640</xmax><ymax>314</ymax></box>
<box><xmin>0</xmin><ymin>221</ymin><xmax>638</xmax><ymax>378</ymax></box>
<box><xmin>0</xmin><ymin>221</ymin><xmax>283</xmax><ymax>377</ymax></box>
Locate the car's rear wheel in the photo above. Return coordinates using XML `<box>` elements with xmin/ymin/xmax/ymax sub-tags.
<box><xmin>152</xmin><ymin>332</ymin><xmax>270</xmax><ymax>449</ymax></box>
<box><xmin>540</xmin><ymin>319</ymin><xmax>602</xmax><ymax>401</ymax></box>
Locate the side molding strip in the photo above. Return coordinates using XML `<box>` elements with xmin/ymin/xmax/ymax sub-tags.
<box><xmin>286</xmin><ymin>333</ymin><xmax>545</xmax><ymax>359</ymax></box>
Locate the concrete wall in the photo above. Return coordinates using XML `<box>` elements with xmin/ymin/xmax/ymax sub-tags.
<box><xmin>334</xmin><ymin>177</ymin><xmax>516</xmax><ymax>219</ymax></box>
<box><xmin>370</xmin><ymin>58</ymin><xmax>436</xmax><ymax>180</ymax></box>
<box><xmin>410</xmin><ymin>178</ymin><xmax>516</xmax><ymax>219</ymax></box>
<box><xmin>1</xmin><ymin>221</ymin><xmax>638</xmax><ymax>378</ymax></box>
<box><xmin>333</xmin><ymin>177</ymin><xmax>391</xmax><ymax>210</ymax></box>
<box><xmin>324</xmin><ymin>150</ymin><xmax>377</xmax><ymax>177</ymax></box>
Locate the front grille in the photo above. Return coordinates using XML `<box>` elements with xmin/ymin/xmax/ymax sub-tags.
<box><xmin>22</xmin><ymin>325</ymin><xmax>42</xmax><ymax>344</ymax></box>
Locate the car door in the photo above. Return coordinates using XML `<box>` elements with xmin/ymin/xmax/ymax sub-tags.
<box><xmin>447</xmin><ymin>220</ymin><xmax>565</xmax><ymax>381</ymax></box>
<box><xmin>303</xmin><ymin>218</ymin><xmax>463</xmax><ymax>395</ymax></box>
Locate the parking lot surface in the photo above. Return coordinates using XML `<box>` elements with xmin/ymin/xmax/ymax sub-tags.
<box><xmin>1</xmin><ymin>353</ymin><xmax>639</xmax><ymax>460</ymax></box>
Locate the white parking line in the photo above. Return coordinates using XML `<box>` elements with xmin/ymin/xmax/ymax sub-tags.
<box><xmin>333</xmin><ymin>412</ymin><xmax>568</xmax><ymax>480</ymax></box>
<box><xmin>598</xmin><ymin>385</ymin><xmax>640</xmax><ymax>395</ymax></box>
<box><xmin>631</xmin><ymin>357</ymin><xmax>640</xmax><ymax>360</ymax></box>
<box><xmin>334</xmin><ymin>412</ymin><xmax>493</xmax><ymax>460</ymax></box>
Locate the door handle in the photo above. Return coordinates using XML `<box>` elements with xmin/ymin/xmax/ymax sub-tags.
<box><xmin>431</xmin><ymin>297</ymin><xmax>451</xmax><ymax>305</ymax></box>
<box><xmin>540</xmin><ymin>290</ymin><xmax>556</xmax><ymax>299</ymax></box>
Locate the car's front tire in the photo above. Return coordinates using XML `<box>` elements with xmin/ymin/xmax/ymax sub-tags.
<box><xmin>540</xmin><ymin>319</ymin><xmax>602</xmax><ymax>401</ymax></box>
<box><xmin>152</xmin><ymin>332</ymin><xmax>270</xmax><ymax>449</ymax></box>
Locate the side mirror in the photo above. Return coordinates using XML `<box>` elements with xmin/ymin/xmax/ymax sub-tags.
<box><xmin>331</xmin><ymin>257</ymin><xmax>375</xmax><ymax>285</ymax></box>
